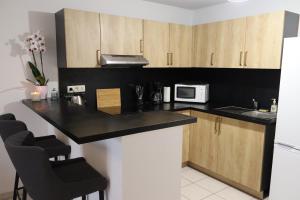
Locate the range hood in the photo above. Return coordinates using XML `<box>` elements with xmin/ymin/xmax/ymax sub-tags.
<box><xmin>100</xmin><ymin>54</ymin><xmax>149</xmax><ymax>67</ymax></box>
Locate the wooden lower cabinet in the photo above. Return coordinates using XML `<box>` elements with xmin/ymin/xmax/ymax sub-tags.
<box><xmin>217</xmin><ymin>116</ymin><xmax>265</xmax><ymax>192</ymax></box>
<box><xmin>177</xmin><ymin>110</ymin><xmax>191</xmax><ymax>165</ymax></box>
<box><xmin>189</xmin><ymin>110</ymin><xmax>266</xmax><ymax>198</ymax></box>
<box><xmin>189</xmin><ymin>111</ymin><xmax>218</xmax><ymax>171</ymax></box>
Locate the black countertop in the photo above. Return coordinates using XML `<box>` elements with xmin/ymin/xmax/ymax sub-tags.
<box><xmin>22</xmin><ymin>99</ymin><xmax>196</xmax><ymax>144</ymax></box>
<box><xmin>138</xmin><ymin>102</ymin><xmax>276</xmax><ymax>125</ymax></box>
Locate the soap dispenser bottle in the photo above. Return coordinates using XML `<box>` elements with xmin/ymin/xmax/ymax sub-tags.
<box><xmin>271</xmin><ymin>99</ymin><xmax>278</xmax><ymax>113</ymax></box>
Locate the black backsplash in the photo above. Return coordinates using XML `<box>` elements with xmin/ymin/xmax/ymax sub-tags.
<box><xmin>59</xmin><ymin>68</ymin><xmax>281</xmax><ymax>110</ymax></box>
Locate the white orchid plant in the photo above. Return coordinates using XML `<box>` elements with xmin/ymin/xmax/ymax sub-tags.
<box><xmin>24</xmin><ymin>31</ymin><xmax>49</xmax><ymax>86</ymax></box>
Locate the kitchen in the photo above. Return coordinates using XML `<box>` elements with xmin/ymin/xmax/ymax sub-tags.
<box><xmin>1</xmin><ymin>0</ymin><xmax>300</xmax><ymax>200</ymax></box>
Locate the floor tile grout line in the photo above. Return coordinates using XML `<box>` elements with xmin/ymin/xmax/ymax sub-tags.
<box><xmin>191</xmin><ymin>178</ymin><xmax>229</xmax><ymax>194</ymax></box>
<box><xmin>181</xmin><ymin>175</ymin><xmax>209</xmax><ymax>184</ymax></box>
<box><xmin>200</xmin><ymin>193</ymin><xmax>227</xmax><ymax>200</ymax></box>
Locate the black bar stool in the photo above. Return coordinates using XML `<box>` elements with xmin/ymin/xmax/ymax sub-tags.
<box><xmin>0</xmin><ymin>113</ymin><xmax>71</xmax><ymax>200</ymax></box>
<box><xmin>5</xmin><ymin>131</ymin><xmax>107</xmax><ymax>200</ymax></box>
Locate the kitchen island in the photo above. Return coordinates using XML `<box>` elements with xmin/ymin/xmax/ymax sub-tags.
<box><xmin>23</xmin><ymin>99</ymin><xmax>196</xmax><ymax>200</ymax></box>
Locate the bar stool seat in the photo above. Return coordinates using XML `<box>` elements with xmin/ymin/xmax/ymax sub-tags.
<box><xmin>51</xmin><ymin>157</ymin><xmax>107</xmax><ymax>198</ymax></box>
<box><xmin>35</xmin><ymin>136</ymin><xmax>71</xmax><ymax>159</ymax></box>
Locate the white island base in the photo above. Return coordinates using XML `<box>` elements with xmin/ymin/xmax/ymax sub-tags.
<box><xmin>58</xmin><ymin>126</ymin><xmax>183</xmax><ymax>200</ymax></box>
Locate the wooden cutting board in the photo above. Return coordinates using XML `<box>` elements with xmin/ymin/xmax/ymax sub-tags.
<box><xmin>96</xmin><ymin>88</ymin><xmax>121</xmax><ymax>114</ymax></box>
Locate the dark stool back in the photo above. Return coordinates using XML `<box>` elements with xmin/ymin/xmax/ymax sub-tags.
<box><xmin>5</xmin><ymin>131</ymin><xmax>107</xmax><ymax>200</ymax></box>
<box><xmin>0</xmin><ymin>113</ymin><xmax>16</xmax><ymax>120</ymax></box>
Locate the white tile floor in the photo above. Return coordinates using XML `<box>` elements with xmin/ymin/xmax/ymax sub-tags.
<box><xmin>181</xmin><ymin>167</ymin><xmax>269</xmax><ymax>200</ymax></box>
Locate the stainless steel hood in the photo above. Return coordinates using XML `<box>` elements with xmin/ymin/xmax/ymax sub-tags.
<box><xmin>100</xmin><ymin>54</ymin><xmax>149</xmax><ymax>67</ymax></box>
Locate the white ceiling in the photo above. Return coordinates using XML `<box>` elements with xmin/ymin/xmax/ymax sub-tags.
<box><xmin>144</xmin><ymin>0</ymin><xmax>228</xmax><ymax>10</ymax></box>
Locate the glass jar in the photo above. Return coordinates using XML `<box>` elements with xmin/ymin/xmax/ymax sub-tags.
<box><xmin>51</xmin><ymin>88</ymin><xmax>59</xmax><ymax>100</ymax></box>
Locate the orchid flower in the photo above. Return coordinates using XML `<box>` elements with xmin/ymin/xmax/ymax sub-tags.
<box><xmin>23</xmin><ymin>31</ymin><xmax>48</xmax><ymax>86</ymax></box>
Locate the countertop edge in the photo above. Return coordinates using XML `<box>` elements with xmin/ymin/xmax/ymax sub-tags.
<box><xmin>76</xmin><ymin>117</ymin><xmax>196</xmax><ymax>144</ymax></box>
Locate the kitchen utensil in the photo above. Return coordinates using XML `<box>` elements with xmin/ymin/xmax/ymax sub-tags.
<box><xmin>136</xmin><ymin>85</ymin><xmax>144</xmax><ymax>105</ymax></box>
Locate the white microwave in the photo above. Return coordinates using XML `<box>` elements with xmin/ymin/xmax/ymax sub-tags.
<box><xmin>174</xmin><ymin>83</ymin><xmax>209</xmax><ymax>103</ymax></box>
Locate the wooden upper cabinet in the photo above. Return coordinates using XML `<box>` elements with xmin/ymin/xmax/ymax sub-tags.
<box><xmin>192</xmin><ymin>11</ymin><xmax>298</xmax><ymax>69</ymax></box>
<box><xmin>57</xmin><ymin>9</ymin><xmax>101</xmax><ymax>68</ymax></box>
<box><xmin>244</xmin><ymin>11</ymin><xmax>285</xmax><ymax>69</ymax></box>
<box><xmin>216</xmin><ymin>117</ymin><xmax>265</xmax><ymax>192</ymax></box>
<box><xmin>143</xmin><ymin>20</ymin><xmax>170</xmax><ymax>67</ymax></box>
<box><xmin>100</xmin><ymin>14</ymin><xmax>143</xmax><ymax>55</ymax></box>
<box><xmin>170</xmin><ymin>24</ymin><xmax>193</xmax><ymax>67</ymax></box>
<box><xmin>193</xmin><ymin>23</ymin><xmax>218</xmax><ymax>67</ymax></box>
<box><xmin>215</xmin><ymin>18</ymin><xmax>247</xmax><ymax>68</ymax></box>
<box><xmin>189</xmin><ymin>111</ymin><xmax>218</xmax><ymax>171</ymax></box>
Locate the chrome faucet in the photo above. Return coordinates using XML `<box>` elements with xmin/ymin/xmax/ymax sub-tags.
<box><xmin>252</xmin><ymin>98</ymin><xmax>258</xmax><ymax>110</ymax></box>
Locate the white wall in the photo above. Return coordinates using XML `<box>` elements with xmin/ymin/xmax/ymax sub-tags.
<box><xmin>0</xmin><ymin>0</ymin><xmax>193</xmax><ymax>194</ymax></box>
<box><xmin>193</xmin><ymin>0</ymin><xmax>300</xmax><ymax>24</ymax></box>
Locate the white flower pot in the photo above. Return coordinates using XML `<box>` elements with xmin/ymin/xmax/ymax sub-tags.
<box><xmin>36</xmin><ymin>86</ymin><xmax>48</xmax><ymax>99</ymax></box>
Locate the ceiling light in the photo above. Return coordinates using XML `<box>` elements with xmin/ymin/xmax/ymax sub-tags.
<box><xmin>228</xmin><ymin>0</ymin><xmax>249</xmax><ymax>2</ymax></box>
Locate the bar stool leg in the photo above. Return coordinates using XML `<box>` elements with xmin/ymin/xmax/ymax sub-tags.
<box><xmin>13</xmin><ymin>173</ymin><xmax>19</xmax><ymax>200</ymax></box>
<box><xmin>22</xmin><ymin>188</ymin><xmax>27</xmax><ymax>200</ymax></box>
<box><xmin>99</xmin><ymin>191</ymin><xmax>104</xmax><ymax>200</ymax></box>
<box><xmin>82</xmin><ymin>195</ymin><xmax>86</xmax><ymax>200</ymax></box>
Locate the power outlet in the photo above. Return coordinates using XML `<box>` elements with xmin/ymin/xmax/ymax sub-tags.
<box><xmin>67</xmin><ymin>85</ymin><xmax>86</xmax><ymax>93</ymax></box>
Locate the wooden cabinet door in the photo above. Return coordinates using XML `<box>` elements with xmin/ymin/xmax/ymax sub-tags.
<box><xmin>177</xmin><ymin>110</ymin><xmax>191</xmax><ymax>164</ymax></box>
<box><xmin>64</xmin><ymin>9</ymin><xmax>101</xmax><ymax>68</ymax></box>
<box><xmin>215</xmin><ymin>19</ymin><xmax>247</xmax><ymax>68</ymax></box>
<box><xmin>189</xmin><ymin>111</ymin><xmax>218</xmax><ymax>171</ymax></box>
<box><xmin>217</xmin><ymin>117</ymin><xmax>265</xmax><ymax>191</ymax></box>
<box><xmin>244</xmin><ymin>11</ymin><xmax>285</xmax><ymax>69</ymax></box>
<box><xmin>193</xmin><ymin>23</ymin><xmax>217</xmax><ymax>67</ymax></box>
<box><xmin>143</xmin><ymin>20</ymin><xmax>170</xmax><ymax>67</ymax></box>
<box><xmin>100</xmin><ymin>14</ymin><xmax>143</xmax><ymax>55</ymax></box>
<box><xmin>170</xmin><ymin>24</ymin><xmax>193</xmax><ymax>67</ymax></box>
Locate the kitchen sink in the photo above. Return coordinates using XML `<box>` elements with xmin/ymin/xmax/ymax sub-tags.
<box><xmin>215</xmin><ymin>106</ymin><xmax>277</xmax><ymax>120</ymax></box>
<box><xmin>242</xmin><ymin>111</ymin><xmax>277</xmax><ymax>119</ymax></box>
<box><xmin>215</xmin><ymin>106</ymin><xmax>253</xmax><ymax>114</ymax></box>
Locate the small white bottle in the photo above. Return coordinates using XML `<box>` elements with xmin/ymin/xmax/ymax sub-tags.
<box><xmin>270</xmin><ymin>99</ymin><xmax>278</xmax><ymax>113</ymax></box>
<box><xmin>163</xmin><ymin>87</ymin><xmax>171</xmax><ymax>103</ymax></box>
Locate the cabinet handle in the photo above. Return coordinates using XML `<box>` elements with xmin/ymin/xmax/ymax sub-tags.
<box><xmin>167</xmin><ymin>53</ymin><xmax>170</xmax><ymax>65</ymax></box>
<box><xmin>140</xmin><ymin>39</ymin><xmax>144</xmax><ymax>53</ymax></box>
<box><xmin>170</xmin><ymin>53</ymin><xmax>173</xmax><ymax>66</ymax></box>
<box><xmin>239</xmin><ymin>51</ymin><xmax>243</xmax><ymax>66</ymax></box>
<box><xmin>97</xmin><ymin>50</ymin><xmax>101</xmax><ymax>66</ymax></box>
<box><xmin>214</xmin><ymin>117</ymin><xmax>218</xmax><ymax>134</ymax></box>
<box><xmin>210</xmin><ymin>53</ymin><xmax>214</xmax><ymax>66</ymax></box>
<box><xmin>244</xmin><ymin>51</ymin><xmax>248</xmax><ymax>67</ymax></box>
<box><xmin>218</xmin><ymin>117</ymin><xmax>222</xmax><ymax>135</ymax></box>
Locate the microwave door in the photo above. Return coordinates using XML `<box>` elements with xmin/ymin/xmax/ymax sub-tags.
<box><xmin>176</xmin><ymin>86</ymin><xmax>196</xmax><ymax>101</ymax></box>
